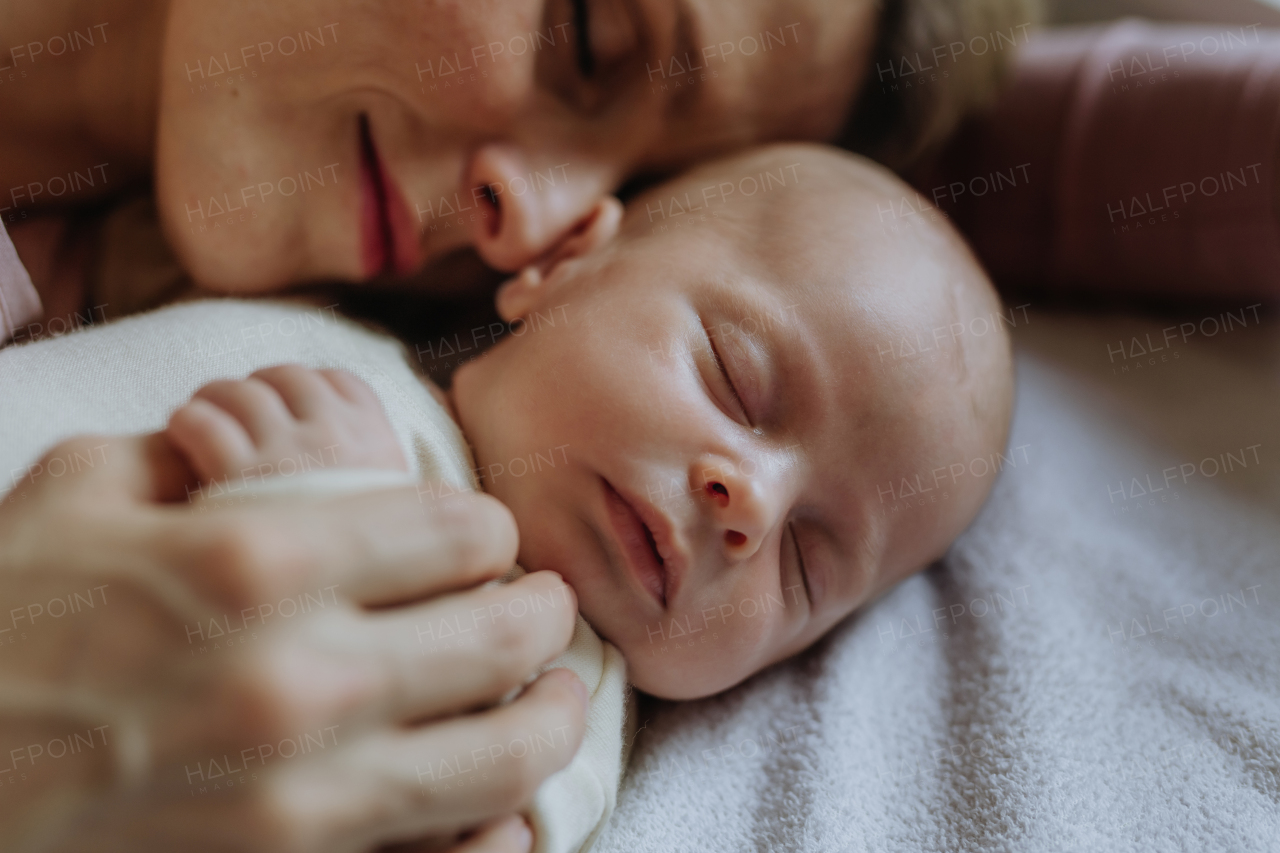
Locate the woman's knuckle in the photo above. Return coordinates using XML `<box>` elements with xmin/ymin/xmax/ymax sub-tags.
<box><xmin>202</xmin><ymin>527</ymin><xmax>275</xmax><ymax>605</ymax></box>
<box><xmin>226</xmin><ymin>664</ymin><xmax>295</xmax><ymax>741</ymax></box>
<box><xmin>225</xmin><ymin>650</ymin><xmax>328</xmax><ymax>742</ymax></box>
<box><xmin>197</xmin><ymin>521</ymin><xmax>297</xmax><ymax>609</ymax></box>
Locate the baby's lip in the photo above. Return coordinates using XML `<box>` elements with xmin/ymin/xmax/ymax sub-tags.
<box><xmin>633</xmin><ymin>492</ymin><xmax>687</xmax><ymax>608</ymax></box>
<box><xmin>602</xmin><ymin>478</ymin><xmax>687</xmax><ymax>610</ymax></box>
<box><xmin>602</xmin><ymin>479</ymin><xmax>665</xmax><ymax>608</ymax></box>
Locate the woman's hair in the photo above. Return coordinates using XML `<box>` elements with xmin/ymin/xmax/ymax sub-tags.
<box><xmin>841</xmin><ymin>0</ymin><xmax>1043</xmax><ymax>171</ymax></box>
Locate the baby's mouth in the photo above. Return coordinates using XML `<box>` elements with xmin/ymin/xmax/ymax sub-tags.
<box><xmin>602</xmin><ymin>479</ymin><xmax>667</xmax><ymax>608</ymax></box>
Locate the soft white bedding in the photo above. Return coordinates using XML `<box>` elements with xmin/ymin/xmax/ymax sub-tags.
<box><xmin>594</xmin><ymin>310</ymin><xmax>1280</xmax><ymax>853</ymax></box>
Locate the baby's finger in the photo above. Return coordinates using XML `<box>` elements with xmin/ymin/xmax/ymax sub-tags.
<box><xmin>193</xmin><ymin>378</ymin><xmax>296</xmax><ymax>443</ymax></box>
<box><xmin>167</xmin><ymin>398</ymin><xmax>257</xmax><ymax>484</ymax></box>
<box><xmin>318</xmin><ymin>368</ymin><xmax>382</xmax><ymax>407</ymax></box>
<box><xmin>251</xmin><ymin>364</ymin><xmax>342</xmax><ymax>420</ymax></box>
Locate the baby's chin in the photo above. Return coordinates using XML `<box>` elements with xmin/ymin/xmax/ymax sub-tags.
<box><xmin>615</xmin><ymin>635</ymin><xmax>759</xmax><ymax>700</ymax></box>
<box><xmin>555</xmin><ymin>581</ymin><xmax>705</xmax><ymax>699</ymax></box>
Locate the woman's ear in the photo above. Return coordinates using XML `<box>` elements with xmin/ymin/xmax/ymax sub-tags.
<box><xmin>495</xmin><ymin>196</ymin><xmax>623</xmax><ymax>324</ymax></box>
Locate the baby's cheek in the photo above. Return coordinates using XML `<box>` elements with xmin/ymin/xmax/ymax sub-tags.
<box><xmin>620</xmin><ymin>615</ymin><xmax>765</xmax><ymax>700</ymax></box>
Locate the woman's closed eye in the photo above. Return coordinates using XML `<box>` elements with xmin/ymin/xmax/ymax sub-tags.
<box><xmin>570</xmin><ymin>0</ymin><xmax>596</xmax><ymax>77</ymax></box>
<box><xmin>539</xmin><ymin>0</ymin><xmax>644</xmax><ymax>111</ymax></box>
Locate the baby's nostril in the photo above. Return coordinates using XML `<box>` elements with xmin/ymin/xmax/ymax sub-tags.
<box><xmin>725</xmin><ymin>530</ymin><xmax>747</xmax><ymax>548</ymax></box>
<box><xmin>708</xmin><ymin>482</ymin><xmax>729</xmax><ymax>498</ymax></box>
<box><xmin>482</xmin><ymin>184</ymin><xmax>498</xmax><ymax>206</ymax></box>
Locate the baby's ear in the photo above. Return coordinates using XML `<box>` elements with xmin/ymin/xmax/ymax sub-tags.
<box><xmin>495</xmin><ymin>196</ymin><xmax>622</xmax><ymax>323</ymax></box>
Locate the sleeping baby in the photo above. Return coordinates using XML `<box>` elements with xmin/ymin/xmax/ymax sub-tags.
<box><xmin>2</xmin><ymin>143</ymin><xmax>1013</xmax><ymax>852</ymax></box>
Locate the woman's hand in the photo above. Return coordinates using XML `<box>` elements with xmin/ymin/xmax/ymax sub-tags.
<box><xmin>0</xmin><ymin>433</ymin><xmax>586</xmax><ymax>852</ymax></box>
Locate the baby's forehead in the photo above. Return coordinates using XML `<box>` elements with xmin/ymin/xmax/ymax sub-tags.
<box><xmin>623</xmin><ymin>146</ymin><xmax>981</xmax><ymax>370</ymax></box>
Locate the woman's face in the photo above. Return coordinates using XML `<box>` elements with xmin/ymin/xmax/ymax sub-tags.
<box><xmin>155</xmin><ymin>0</ymin><xmax>875</xmax><ymax>292</ymax></box>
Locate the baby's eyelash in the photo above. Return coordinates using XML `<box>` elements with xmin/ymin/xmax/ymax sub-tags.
<box><xmin>707</xmin><ymin>331</ymin><xmax>748</xmax><ymax>420</ymax></box>
<box><xmin>789</xmin><ymin>522</ymin><xmax>812</xmax><ymax>606</ymax></box>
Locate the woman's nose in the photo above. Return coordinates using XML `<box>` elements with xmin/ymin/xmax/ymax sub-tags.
<box><xmin>695</xmin><ymin>458</ymin><xmax>780</xmax><ymax>562</ymax></box>
<box><xmin>464</xmin><ymin>143</ymin><xmax>608</xmax><ymax>272</ymax></box>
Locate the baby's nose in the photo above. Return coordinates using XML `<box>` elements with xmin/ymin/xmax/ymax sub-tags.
<box><xmin>695</xmin><ymin>459</ymin><xmax>775</xmax><ymax>562</ymax></box>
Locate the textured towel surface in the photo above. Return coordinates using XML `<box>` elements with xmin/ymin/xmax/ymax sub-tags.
<box><xmin>594</xmin><ymin>310</ymin><xmax>1280</xmax><ymax>853</ymax></box>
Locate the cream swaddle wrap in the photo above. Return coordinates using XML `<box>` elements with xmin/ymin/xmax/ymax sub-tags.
<box><xmin>0</xmin><ymin>298</ymin><xmax>633</xmax><ymax>853</ymax></box>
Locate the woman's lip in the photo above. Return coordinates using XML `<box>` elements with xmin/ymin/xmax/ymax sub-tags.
<box><xmin>602</xmin><ymin>478</ymin><xmax>668</xmax><ymax>608</ymax></box>
<box><xmin>358</xmin><ymin>159</ymin><xmax>387</xmax><ymax>278</ymax></box>
<box><xmin>357</xmin><ymin>116</ymin><xmax>423</xmax><ymax>280</ymax></box>
<box><xmin>381</xmin><ymin>165</ymin><xmax>423</xmax><ymax>276</ymax></box>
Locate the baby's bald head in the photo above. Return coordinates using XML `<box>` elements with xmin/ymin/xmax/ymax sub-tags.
<box><xmin>458</xmin><ymin>142</ymin><xmax>1014</xmax><ymax>697</ymax></box>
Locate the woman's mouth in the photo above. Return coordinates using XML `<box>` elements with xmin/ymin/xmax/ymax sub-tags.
<box><xmin>357</xmin><ymin>115</ymin><xmax>421</xmax><ymax>279</ymax></box>
<box><xmin>602</xmin><ymin>479</ymin><xmax>668</xmax><ymax>608</ymax></box>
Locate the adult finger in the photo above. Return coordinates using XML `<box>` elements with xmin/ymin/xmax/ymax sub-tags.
<box><xmin>268</xmin><ymin>669</ymin><xmax>587</xmax><ymax>846</ymax></box>
<box><xmin>447</xmin><ymin>816</ymin><xmax>533</xmax><ymax>853</ymax></box>
<box><xmin>364</xmin><ymin>571</ymin><xmax>578</xmax><ymax>722</ymax></box>
<box><xmin>149</xmin><ymin>572</ymin><xmax>577</xmax><ymax>772</ymax></box>
<box><xmin>18</xmin><ymin>433</ymin><xmax>196</xmax><ymax>504</ymax></box>
<box><xmin>162</xmin><ymin>487</ymin><xmax>519</xmax><ymax>610</ymax></box>
<box><xmin>378</xmin><ymin>816</ymin><xmax>532</xmax><ymax>853</ymax></box>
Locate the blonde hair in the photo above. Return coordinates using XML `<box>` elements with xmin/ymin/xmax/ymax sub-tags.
<box><xmin>841</xmin><ymin>0</ymin><xmax>1044</xmax><ymax>170</ymax></box>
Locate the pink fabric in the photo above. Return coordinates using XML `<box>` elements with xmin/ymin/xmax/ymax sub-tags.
<box><xmin>0</xmin><ymin>219</ymin><xmax>41</xmax><ymax>346</ymax></box>
<box><xmin>912</xmin><ymin>21</ymin><xmax>1280</xmax><ymax>298</ymax></box>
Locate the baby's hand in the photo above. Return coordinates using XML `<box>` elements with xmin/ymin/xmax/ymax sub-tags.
<box><xmin>166</xmin><ymin>364</ymin><xmax>407</xmax><ymax>487</ymax></box>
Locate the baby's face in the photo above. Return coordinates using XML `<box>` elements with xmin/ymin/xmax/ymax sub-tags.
<box><xmin>452</xmin><ymin>146</ymin><xmax>1009</xmax><ymax>699</ymax></box>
